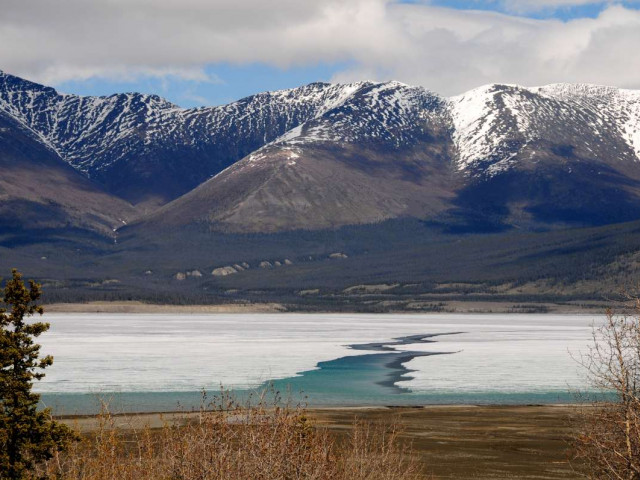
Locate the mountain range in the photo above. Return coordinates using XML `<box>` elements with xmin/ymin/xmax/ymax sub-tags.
<box><xmin>2</xmin><ymin>70</ymin><xmax>640</xmax><ymax>309</ymax></box>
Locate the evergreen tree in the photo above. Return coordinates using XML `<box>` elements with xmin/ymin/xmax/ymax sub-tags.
<box><xmin>0</xmin><ymin>269</ymin><xmax>76</xmax><ymax>479</ymax></box>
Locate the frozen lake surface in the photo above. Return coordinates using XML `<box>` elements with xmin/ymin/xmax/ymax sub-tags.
<box><xmin>37</xmin><ymin>313</ymin><xmax>600</xmax><ymax>414</ymax></box>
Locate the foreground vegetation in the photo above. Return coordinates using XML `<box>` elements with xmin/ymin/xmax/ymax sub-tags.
<box><xmin>38</xmin><ymin>396</ymin><xmax>419</xmax><ymax>480</ymax></box>
<box><xmin>0</xmin><ymin>270</ymin><xmax>76</xmax><ymax>479</ymax></box>
<box><xmin>573</xmin><ymin>306</ymin><xmax>640</xmax><ymax>479</ymax></box>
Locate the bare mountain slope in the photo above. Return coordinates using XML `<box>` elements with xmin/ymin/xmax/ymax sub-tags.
<box><xmin>136</xmin><ymin>81</ymin><xmax>640</xmax><ymax>232</ymax></box>
<box><xmin>0</xmin><ymin>110</ymin><xmax>136</xmax><ymax>238</ymax></box>
<box><xmin>140</xmin><ymin>82</ymin><xmax>456</xmax><ymax>232</ymax></box>
<box><xmin>4</xmin><ymin>72</ymin><xmax>640</xmax><ymax>234</ymax></box>
<box><xmin>0</xmin><ymin>71</ymin><xmax>369</xmax><ymax>207</ymax></box>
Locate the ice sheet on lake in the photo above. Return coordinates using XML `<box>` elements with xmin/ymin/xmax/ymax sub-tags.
<box><xmin>37</xmin><ymin>313</ymin><xmax>599</xmax><ymax>395</ymax></box>
<box><xmin>393</xmin><ymin>315</ymin><xmax>594</xmax><ymax>394</ymax></box>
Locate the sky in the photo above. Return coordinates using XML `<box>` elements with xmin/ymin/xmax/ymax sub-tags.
<box><xmin>1</xmin><ymin>0</ymin><xmax>640</xmax><ymax>107</ymax></box>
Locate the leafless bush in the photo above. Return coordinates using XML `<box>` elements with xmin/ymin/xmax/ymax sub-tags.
<box><xmin>36</xmin><ymin>390</ymin><xmax>420</xmax><ymax>480</ymax></box>
<box><xmin>336</xmin><ymin>417</ymin><xmax>417</xmax><ymax>480</ymax></box>
<box><xmin>573</xmin><ymin>308</ymin><xmax>640</xmax><ymax>479</ymax></box>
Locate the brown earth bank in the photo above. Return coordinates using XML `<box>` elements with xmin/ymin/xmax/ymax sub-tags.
<box><xmin>43</xmin><ymin>299</ymin><xmax>609</xmax><ymax>314</ymax></box>
<box><xmin>59</xmin><ymin>405</ymin><xmax>582</xmax><ymax>479</ymax></box>
<box><xmin>44</xmin><ymin>301</ymin><xmax>287</xmax><ymax>313</ymax></box>
<box><xmin>313</xmin><ymin>406</ymin><xmax>581</xmax><ymax>480</ymax></box>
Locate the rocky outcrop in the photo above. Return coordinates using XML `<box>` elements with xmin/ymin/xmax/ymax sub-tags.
<box><xmin>212</xmin><ymin>266</ymin><xmax>238</xmax><ymax>277</ymax></box>
<box><xmin>298</xmin><ymin>289</ymin><xmax>320</xmax><ymax>296</ymax></box>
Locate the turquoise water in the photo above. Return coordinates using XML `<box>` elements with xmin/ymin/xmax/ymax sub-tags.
<box><xmin>42</xmin><ymin>368</ymin><xmax>581</xmax><ymax>416</ymax></box>
<box><xmin>36</xmin><ymin>313</ymin><xmax>601</xmax><ymax>415</ymax></box>
<box><xmin>41</xmin><ymin>332</ymin><xmax>583</xmax><ymax>415</ymax></box>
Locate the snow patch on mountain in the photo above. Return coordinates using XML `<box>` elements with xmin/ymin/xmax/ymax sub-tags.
<box><xmin>534</xmin><ymin>83</ymin><xmax>640</xmax><ymax>160</ymax></box>
<box><xmin>0</xmin><ymin>72</ymin><xmax>379</xmax><ymax>180</ymax></box>
<box><xmin>448</xmin><ymin>84</ymin><xmax>520</xmax><ymax>173</ymax></box>
<box><xmin>3</xmin><ymin>69</ymin><xmax>640</xmax><ymax>187</ymax></box>
<box><xmin>272</xmin><ymin>81</ymin><xmax>442</xmax><ymax>148</ymax></box>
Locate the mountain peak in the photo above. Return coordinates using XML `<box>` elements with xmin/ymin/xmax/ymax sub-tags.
<box><xmin>0</xmin><ymin>70</ymin><xmax>58</xmax><ymax>95</ymax></box>
<box><xmin>3</xmin><ymin>70</ymin><xmax>640</xmax><ymax>227</ymax></box>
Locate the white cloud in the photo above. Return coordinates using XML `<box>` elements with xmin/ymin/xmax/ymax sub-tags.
<box><xmin>1</xmin><ymin>0</ymin><xmax>640</xmax><ymax>96</ymax></box>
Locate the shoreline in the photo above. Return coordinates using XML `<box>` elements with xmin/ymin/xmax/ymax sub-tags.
<box><xmin>44</xmin><ymin>301</ymin><xmax>287</xmax><ymax>314</ymax></box>
<box><xmin>43</xmin><ymin>300</ymin><xmax>609</xmax><ymax>314</ymax></box>
<box><xmin>43</xmin><ymin>387</ymin><xmax>586</xmax><ymax>419</ymax></box>
<box><xmin>54</xmin><ymin>402</ymin><xmax>583</xmax><ymax>422</ymax></box>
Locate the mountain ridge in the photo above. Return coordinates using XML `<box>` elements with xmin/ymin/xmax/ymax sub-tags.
<box><xmin>4</xmin><ymin>72</ymin><xmax>640</xmax><ymax>306</ymax></box>
<box><xmin>131</xmin><ymin>78</ymin><xmax>640</xmax><ymax>232</ymax></box>
<box><xmin>3</xmin><ymin>70</ymin><xmax>640</xmax><ymax>234</ymax></box>
<box><xmin>0</xmin><ymin>108</ymin><xmax>136</xmax><ymax>238</ymax></box>
<box><xmin>0</xmin><ymin>72</ymin><xmax>383</xmax><ymax>206</ymax></box>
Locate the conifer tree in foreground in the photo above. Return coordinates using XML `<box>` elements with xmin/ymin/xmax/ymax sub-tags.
<box><xmin>0</xmin><ymin>269</ymin><xmax>76</xmax><ymax>479</ymax></box>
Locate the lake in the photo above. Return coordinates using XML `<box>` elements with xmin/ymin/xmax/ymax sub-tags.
<box><xmin>37</xmin><ymin>313</ymin><xmax>600</xmax><ymax>414</ymax></box>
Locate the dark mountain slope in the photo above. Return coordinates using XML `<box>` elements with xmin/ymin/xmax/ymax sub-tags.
<box><xmin>446</xmin><ymin>84</ymin><xmax>640</xmax><ymax>230</ymax></box>
<box><xmin>135</xmin><ymin>82</ymin><xmax>458</xmax><ymax>232</ymax></box>
<box><xmin>0</xmin><ymin>71</ymin><xmax>369</xmax><ymax>207</ymax></box>
<box><xmin>134</xmin><ymin>82</ymin><xmax>640</xmax><ymax>233</ymax></box>
<box><xmin>3</xmin><ymin>216</ymin><xmax>638</xmax><ymax>309</ymax></box>
<box><xmin>0</xmin><ymin>110</ymin><xmax>136</xmax><ymax>242</ymax></box>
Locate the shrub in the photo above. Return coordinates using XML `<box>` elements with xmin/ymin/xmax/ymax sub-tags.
<box><xmin>40</xmin><ymin>391</ymin><xmax>420</xmax><ymax>480</ymax></box>
<box><xmin>573</xmin><ymin>308</ymin><xmax>640</xmax><ymax>479</ymax></box>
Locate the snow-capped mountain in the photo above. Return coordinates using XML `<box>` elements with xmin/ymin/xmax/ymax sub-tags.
<box><xmin>141</xmin><ymin>81</ymin><xmax>455</xmax><ymax>232</ymax></box>
<box><xmin>535</xmin><ymin>83</ymin><xmax>640</xmax><ymax>159</ymax></box>
<box><xmin>142</xmin><ymin>80</ymin><xmax>640</xmax><ymax>232</ymax></box>
<box><xmin>448</xmin><ymin>83</ymin><xmax>640</xmax><ymax>175</ymax></box>
<box><xmin>0</xmin><ymin>72</ymin><xmax>373</xmax><ymax>205</ymax></box>
<box><xmin>273</xmin><ymin>81</ymin><xmax>445</xmax><ymax>147</ymax></box>
<box><xmin>3</xmin><ymin>70</ymin><xmax>640</xmax><ymax>233</ymax></box>
<box><xmin>0</xmin><ymin>108</ymin><xmax>136</xmax><ymax>237</ymax></box>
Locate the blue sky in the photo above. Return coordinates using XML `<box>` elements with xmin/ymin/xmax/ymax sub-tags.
<box><xmin>3</xmin><ymin>0</ymin><xmax>640</xmax><ymax>107</ymax></box>
<box><xmin>56</xmin><ymin>63</ymin><xmax>352</xmax><ymax>108</ymax></box>
<box><xmin>424</xmin><ymin>0</ymin><xmax>639</xmax><ymax>19</ymax></box>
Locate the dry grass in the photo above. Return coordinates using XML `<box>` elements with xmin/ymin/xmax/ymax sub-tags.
<box><xmin>36</xmin><ymin>391</ymin><xmax>421</xmax><ymax>480</ymax></box>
